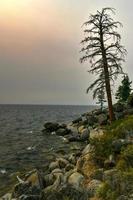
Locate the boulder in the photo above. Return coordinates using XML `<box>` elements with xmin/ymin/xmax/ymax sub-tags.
<box><xmin>26</xmin><ymin>171</ymin><xmax>43</xmax><ymax>189</ymax></box>
<box><xmin>81</xmin><ymin>118</ymin><xmax>88</xmax><ymax>126</ymax></box>
<box><xmin>49</xmin><ymin>161</ymin><xmax>59</xmax><ymax>171</ymax></box>
<box><xmin>72</xmin><ymin>117</ymin><xmax>82</xmax><ymax>124</ymax></box>
<box><xmin>78</xmin><ymin>125</ymin><xmax>85</xmax><ymax>133</ymax></box>
<box><xmin>67</xmin><ymin>124</ymin><xmax>78</xmax><ymax>134</ymax></box>
<box><xmin>86</xmin><ymin>115</ymin><xmax>98</xmax><ymax>126</ymax></box>
<box><xmin>56</xmin><ymin>128</ymin><xmax>70</xmax><ymax>136</ymax></box>
<box><xmin>82</xmin><ymin>144</ymin><xmax>95</xmax><ymax>156</ymax></box>
<box><xmin>90</xmin><ymin>128</ymin><xmax>104</xmax><ymax>139</ymax></box>
<box><xmin>51</xmin><ymin>168</ymin><xmax>63</xmax><ymax>174</ymax></box>
<box><xmin>68</xmin><ymin>172</ymin><xmax>84</xmax><ymax>189</ymax></box>
<box><xmin>44</xmin><ymin>174</ymin><xmax>55</xmax><ymax>187</ymax></box>
<box><xmin>80</xmin><ymin>129</ymin><xmax>90</xmax><ymax>141</ymax></box>
<box><xmin>76</xmin><ymin>154</ymin><xmax>96</xmax><ymax>178</ymax></box>
<box><xmin>66</xmin><ymin>134</ymin><xmax>81</xmax><ymax>142</ymax></box>
<box><xmin>43</xmin><ymin>122</ymin><xmax>59</xmax><ymax>132</ymax></box>
<box><xmin>59</xmin><ymin>124</ymin><xmax>67</xmax><ymax>129</ymax></box>
<box><xmin>97</xmin><ymin>114</ymin><xmax>108</xmax><ymax>125</ymax></box>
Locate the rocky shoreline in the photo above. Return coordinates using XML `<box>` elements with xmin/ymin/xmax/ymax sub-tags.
<box><xmin>1</xmin><ymin>103</ymin><xmax>133</xmax><ymax>200</ymax></box>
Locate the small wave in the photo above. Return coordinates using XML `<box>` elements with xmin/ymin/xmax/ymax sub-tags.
<box><xmin>27</xmin><ymin>130</ymin><xmax>33</xmax><ymax>134</ymax></box>
<box><xmin>51</xmin><ymin>132</ymin><xmax>56</xmax><ymax>135</ymax></box>
<box><xmin>26</xmin><ymin>146</ymin><xmax>36</xmax><ymax>151</ymax></box>
<box><xmin>0</xmin><ymin>169</ymin><xmax>7</xmax><ymax>174</ymax></box>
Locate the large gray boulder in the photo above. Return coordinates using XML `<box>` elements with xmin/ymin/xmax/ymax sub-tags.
<box><xmin>66</xmin><ymin>133</ymin><xmax>81</xmax><ymax>142</ymax></box>
<box><xmin>80</xmin><ymin>129</ymin><xmax>90</xmax><ymax>141</ymax></box>
<box><xmin>72</xmin><ymin>117</ymin><xmax>82</xmax><ymax>124</ymax></box>
<box><xmin>56</xmin><ymin>128</ymin><xmax>70</xmax><ymax>136</ymax></box>
<box><xmin>86</xmin><ymin>115</ymin><xmax>98</xmax><ymax>126</ymax></box>
<box><xmin>98</xmin><ymin>114</ymin><xmax>108</xmax><ymax>125</ymax></box>
<box><xmin>43</xmin><ymin>122</ymin><xmax>59</xmax><ymax>132</ymax></box>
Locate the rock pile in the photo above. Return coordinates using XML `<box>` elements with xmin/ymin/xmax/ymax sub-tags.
<box><xmin>1</xmin><ymin>103</ymin><xmax>133</xmax><ymax>200</ymax></box>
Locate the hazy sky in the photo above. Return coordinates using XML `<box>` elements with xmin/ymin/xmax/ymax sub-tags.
<box><xmin>0</xmin><ymin>0</ymin><xmax>133</xmax><ymax>105</ymax></box>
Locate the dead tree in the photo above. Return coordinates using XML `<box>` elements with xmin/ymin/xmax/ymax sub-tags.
<box><xmin>80</xmin><ymin>8</ymin><xmax>126</xmax><ymax>122</ymax></box>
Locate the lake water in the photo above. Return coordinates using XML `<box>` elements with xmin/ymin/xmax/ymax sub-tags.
<box><xmin>0</xmin><ymin>104</ymin><xmax>96</xmax><ymax>193</ymax></box>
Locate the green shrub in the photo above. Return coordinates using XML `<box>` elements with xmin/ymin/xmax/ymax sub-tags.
<box><xmin>105</xmin><ymin>115</ymin><xmax>133</xmax><ymax>139</ymax></box>
<box><xmin>96</xmin><ymin>169</ymin><xmax>133</xmax><ymax>199</ymax></box>
<box><xmin>121</xmin><ymin>145</ymin><xmax>133</xmax><ymax>167</ymax></box>
<box><xmin>90</xmin><ymin>134</ymin><xmax>113</xmax><ymax>166</ymax></box>
<box><xmin>96</xmin><ymin>182</ymin><xmax>118</xmax><ymax>200</ymax></box>
<box><xmin>116</xmin><ymin>158</ymin><xmax>128</xmax><ymax>171</ymax></box>
<box><xmin>127</xmin><ymin>93</ymin><xmax>133</xmax><ymax>106</ymax></box>
<box><xmin>90</xmin><ymin>116</ymin><xmax>133</xmax><ymax>169</ymax></box>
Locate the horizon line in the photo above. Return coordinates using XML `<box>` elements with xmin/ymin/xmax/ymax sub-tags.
<box><xmin>0</xmin><ymin>103</ymin><xmax>98</xmax><ymax>107</ymax></box>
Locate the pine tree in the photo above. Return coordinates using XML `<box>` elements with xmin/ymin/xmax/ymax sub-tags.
<box><xmin>80</xmin><ymin>8</ymin><xmax>127</xmax><ymax>122</ymax></box>
<box><xmin>116</xmin><ymin>75</ymin><xmax>132</xmax><ymax>102</ymax></box>
<box><xmin>96</xmin><ymin>87</ymin><xmax>106</xmax><ymax>111</ymax></box>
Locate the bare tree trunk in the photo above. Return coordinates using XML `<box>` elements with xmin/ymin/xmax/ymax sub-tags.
<box><xmin>100</xmin><ymin>26</ymin><xmax>115</xmax><ymax>122</ymax></box>
<box><xmin>103</xmin><ymin>60</ymin><xmax>115</xmax><ymax>122</ymax></box>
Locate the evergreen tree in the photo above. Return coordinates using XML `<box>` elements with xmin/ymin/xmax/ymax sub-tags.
<box><xmin>80</xmin><ymin>8</ymin><xmax>127</xmax><ymax>122</ymax></box>
<box><xmin>96</xmin><ymin>87</ymin><xmax>106</xmax><ymax>111</ymax></box>
<box><xmin>116</xmin><ymin>75</ymin><xmax>132</xmax><ymax>102</ymax></box>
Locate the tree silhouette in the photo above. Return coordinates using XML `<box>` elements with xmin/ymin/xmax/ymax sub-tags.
<box><xmin>116</xmin><ymin>75</ymin><xmax>132</xmax><ymax>102</ymax></box>
<box><xmin>80</xmin><ymin>8</ymin><xmax>126</xmax><ymax>122</ymax></box>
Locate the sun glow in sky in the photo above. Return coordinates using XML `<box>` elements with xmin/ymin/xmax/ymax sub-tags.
<box><xmin>0</xmin><ymin>0</ymin><xmax>31</xmax><ymax>9</ymax></box>
<box><xmin>0</xmin><ymin>0</ymin><xmax>133</xmax><ymax>104</ymax></box>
